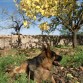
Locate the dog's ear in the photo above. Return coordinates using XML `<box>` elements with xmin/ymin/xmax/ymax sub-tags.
<box><xmin>42</xmin><ymin>43</ymin><xmax>51</xmax><ymax>57</ymax></box>
<box><xmin>45</xmin><ymin>42</ymin><xmax>51</xmax><ymax>53</ymax></box>
<box><xmin>44</xmin><ymin>43</ymin><xmax>51</xmax><ymax>58</ymax></box>
<box><xmin>42</xmin><ymin>44</ymin><xmax>47</xmax><ymax>51</ymax></box>
<box><xmin>42</xmin><ymin>43</ymin><xmax>50</xmax><ymax>52</ymax></box>
<box><xmin>47</xmin><ymin>43</ymin><xmax>50</xmax><ymax>50</ymax></box>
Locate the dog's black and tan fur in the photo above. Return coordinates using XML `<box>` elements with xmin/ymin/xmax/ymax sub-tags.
<box><xmin>7</xmin><ymin>45</ymin><xmax>62</xmax><ymax>83</ymax></box>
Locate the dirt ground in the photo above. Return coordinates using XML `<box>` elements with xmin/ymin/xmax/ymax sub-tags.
<box><xmin>53</xmin><ymin>66</ymin><xmax>83</xmax><ymax>83</ymax></box>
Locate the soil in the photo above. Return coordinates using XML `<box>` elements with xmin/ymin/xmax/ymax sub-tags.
<box><xmin>53</xmin><ymin>66</ymin><xmax>83</xmax><ymax>83</ymax></box>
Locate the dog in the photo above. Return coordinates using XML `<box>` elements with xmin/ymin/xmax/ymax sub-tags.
<box><xmin>7</xmin><ymin>45</ymin><xmax>62</xmax><ymax>83</ymax></box>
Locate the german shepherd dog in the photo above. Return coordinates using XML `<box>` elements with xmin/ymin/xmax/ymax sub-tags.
<box><xmin>7</xmin><ymin>45</ymin><xmax>62</xmax><ymax>83</ymax></box>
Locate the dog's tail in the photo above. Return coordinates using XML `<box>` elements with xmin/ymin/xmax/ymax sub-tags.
<box><xmin>6</xmin><ymin>62</ymin><xmax>28</xmax><ymax>78</ymax></box>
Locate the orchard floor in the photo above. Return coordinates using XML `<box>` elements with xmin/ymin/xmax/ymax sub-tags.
<box><xmin>0</xmin><ymin>46</ymin><xmax>83</xmax><ymax>83</ymax></box>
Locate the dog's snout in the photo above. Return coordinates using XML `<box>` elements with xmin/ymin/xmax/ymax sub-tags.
<box><xmin>56</xmin><ymin>55</ymin><xmax>62</xmax><ymax>62</ymax></box>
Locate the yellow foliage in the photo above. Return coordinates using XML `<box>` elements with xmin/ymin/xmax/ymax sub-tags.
<box><xmin>18</xmin><ymin>0</ymin><xmax>76</xmax><ymax>30</ymax></box>
<box><xmin>23</xmin><ymin>20</ymin><xmax>28</xmax><ymax>27</ymax></box>
<box><xmin>19</xmin><ymin>0</ymin><xmax>75</xmax><ymax>19</ymax></box>
<box><xmin>33</xmin><ymin>16</ymin><xmax>37</xmax><ymax>20</ymax></box>
<box><xmin>20</xmin><ymin>0</ymin><xmax>59</xmax><ymax>18</ymax></box>
<box><xmin>39</xmin><ymin>22</ymin><xmax>50</xmax><ymax>31</ymax></box>
<box><xmin>18</xmin><ymin>0</ymin><xmax>75</xmax><ymax>18</ymax></box>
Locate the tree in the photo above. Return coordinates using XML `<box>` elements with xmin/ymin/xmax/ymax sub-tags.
<box><xmin>17</xmin><ymin>0</ymin><xmax>83</xmax><ymax>48</ymax></box>
<box><xmin>0</xmin><ymin>9</ymin><xmax>29</xmax><ymax>48</ymax></box>
<box><xmin>10</xmin><ymin>14</ymin><xmax>23</xmax><ymax>48</ymax></box>
<box><xmin>78</xmin><ymin>27</ymin><xmax>83</xmax><ymax>35</ymax></box>
<box><xmin>57</xmin><ymin>25</ymin><xmax>71</xmax><ymax>36</ymax></box>
<box><xmin>50</xmin><ymin>0</ymin><xmax>83</xmax><ymax>48</ymax></box>
<box><xmin>10</xmin><ymin>11</ymin><xmax>30</xmax><ymax>48</ymax></box>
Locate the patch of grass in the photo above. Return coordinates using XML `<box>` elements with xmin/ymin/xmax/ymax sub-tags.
<box><xmin>0</xmin><ymin>54</ymin><xmax>27</xmax><ymax>71</ymax></box>
<box><xmin>0</xmin><ymin>46</ymin><xmax>83</xmax><ymax>83</ymax></box>
<box><xmin>55</xmin><ymin>45</ymin><xmax>71</xmax><ymax>48</ymax></box>
<box><xmin>13</xmin><ymin>73</ymin><xmax>28</xmax><ymax>83</ymax></box>
<box><xmin>0</xmin><ymin>48</ymin><xmax>41</xmax><ymax>83</ymax></box>
<box><xmin>60</xmin><ymin>46</ymin><xmax>83</xmax><ymax>67</ymax></box>
<box><xmin>0</xmin><ymin>54</ymin><xmax>28</xmax><ymax>83</ymax></box>
<box><xmin>0</xmin><ymin>72</ymin><xmax>9</xmax><ymax>83</ymax></box>
<box><xmin>12</xmin><ymin>73</ymin><xmax>36</xmax><ymax>83</ymax></box>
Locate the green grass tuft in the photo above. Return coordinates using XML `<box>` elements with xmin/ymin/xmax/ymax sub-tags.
<box><xmin>60</xmin><ymin>46</ymin><xmax>83</xmax><ymax>67</ymax></box>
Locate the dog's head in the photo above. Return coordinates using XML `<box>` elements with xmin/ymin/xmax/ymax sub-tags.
<box><xmin>42</xmin><ymin>44</ymin><xmax>62</xmax><ymax>66</ymax></box>
<box><xmin>50</xmin><ymin>51</ymin><xmax>62</xmax><ymax>66</ymax></box>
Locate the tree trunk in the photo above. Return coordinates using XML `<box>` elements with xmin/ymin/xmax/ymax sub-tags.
<box><xmin>42</xmin><ymin>31</ymin><xmax>44</xmax><ymax>43</ymax></box>
<box><xmin>17</xmin><ymin>31</ymin><xmax>21</xmax><ymax>48</ymax></box>
<box><xmin>72</xmin><ymin>31</ymin><xmax>77</xmax><ymax>48</ymax></box>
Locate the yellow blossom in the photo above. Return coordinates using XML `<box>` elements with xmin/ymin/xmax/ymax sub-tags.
<box><xmin>23</xmin><ymin>20</ymin><xmax>28</xmax><ymax>27</ymax></box>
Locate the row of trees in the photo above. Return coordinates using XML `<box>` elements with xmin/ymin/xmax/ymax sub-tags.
<box><xmin>18</xmin><ymin>0</ymin><xmax>83</xmax><ymax>48</ymax></box>
<box><xmin>49</xmin><ymin>0</ymin><xmax>83</xmax><ymax>48</ymax></box>
<box><xmin>0</xmin><ymin>0</ymin><xmax>83</xmax><ymax>48</ymax></box>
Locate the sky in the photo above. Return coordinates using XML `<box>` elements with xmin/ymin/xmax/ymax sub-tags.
<box><xmin>0</xmin><ymin>0</ymin><xmax>61</xmax><ymax>35</ymax></box>
<box><xmin>0</xmin><ymin>0</ymin><xmax>82</xmax><ymax>35</ymax></box>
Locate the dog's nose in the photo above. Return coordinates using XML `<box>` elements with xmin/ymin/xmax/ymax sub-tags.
<box><xmin>56</xmin><ymin>55</ymin><xmax>62</xmax><ymax>62</ymax></box>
